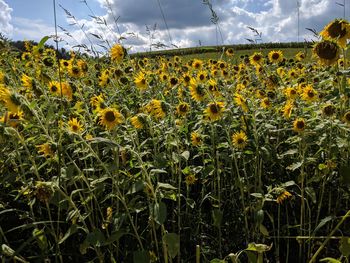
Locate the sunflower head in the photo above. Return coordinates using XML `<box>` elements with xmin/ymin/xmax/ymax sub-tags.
<box><xmin>110</xmin><ymin>44</ymin><xmax>125</xmax><ymax>62</ymax></box>
<box><xmin>293</xmin><ymin>118</ymin><xmax>306</xmax><ymax>132</ymax></box>
<box><xmin>343</xmin><ymin>111</ymin><xmax>350</xmax><ymax>124</ymax></box>
<box><xmin>176</xmin><ymin>102</ymin><xmax>190</xmax><ymax>116</ymax></box>
<box><xmin>232</xmin><ymin>131</ymin><xmax>248</xmax><ymax>150</ymax></box>
<box><xmin>268</xmin><ymin>50</ymin><xmax>284</xmax><ymax>63</ymax></box>
<box><xmin>249</xmin><ymin>52</ymin><xmax>264</xmax><ymax>66</ymax></box>
<box><xmin>322</xmin><ymin>104</ymin><xmax>336</xmax><ymax>117</ymax></box>
<box><xmin>191</xmin><ymin>132</ymin><xmax>203</xmax><ymax>146</ymax></box>
<box><xmin>225</xmin><ymin>48</ymin><xmax>234</xmax><ymax>57</ymax></box>
<box><xmin>204</xmin><ymin>102</ymin><xmax>225</xmax><ymax>121</ymax></box>
<box><xmin>99</xmin><ymin>108</ymin><xmax>123</xmax><ymax>130</ymax></box>
<box><xmin>68</xmin><ymin>117</ymin><xmax>83</xmax><ymax>133</ymax></box>
<box><xmin>130</xmin><ymin>114</ymin><xmax>146</xmax><ymax>129</ymax></box>
<box><xmin>312</xmin><ymin>40</ymin><xmax>340</xmax><ymax>66</ymax></box>
<box><xmin>320</xmin><ymin>19</ymin><xmax>350</xmax><ymax>48</ymax></box>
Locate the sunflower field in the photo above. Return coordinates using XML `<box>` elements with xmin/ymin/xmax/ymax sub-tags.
<box><xmin>1</xmin><ymin>18</ymin><xmax>350</xmax><ymax>263</ymax></box>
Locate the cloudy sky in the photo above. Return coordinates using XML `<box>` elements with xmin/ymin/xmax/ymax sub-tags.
<box><xmin>0</xmin><ymin>0</ymin><xmax>348</xmax><ymax>53</ymax></box>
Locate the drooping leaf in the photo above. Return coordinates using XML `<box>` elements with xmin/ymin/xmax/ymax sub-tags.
<box><xmin>164</xmin><ymin>233</ymin><xmax>180</xmax><ymax>259</ymax></box>
<box><xmin>133</xmin><ymin>250</ymin><xmax>150</xmax><ymax>263</ymax></box>
<box><xmin>339</xmin><ymin>237</ymin><xmax>350</xmax><ymax>257</ymax></box>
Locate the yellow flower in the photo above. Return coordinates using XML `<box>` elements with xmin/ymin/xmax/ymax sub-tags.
<box><xmin>192</xmin><ymin>59</ymin><xmax>203</xmax><ymax>70</ymax></box>
<box><xmin>110</xmin><ymin>44</ymin><xmax>125</xmax><ymax>62</ymax></box>
<box><xmin>295</xmin><ymin>51</ymin><xmax>306</xmax><ymax>61</ymax></box>
<box><xmin>1</xmin><ymin>110</ymin><xmax>24</xmax><ymax>128</ymax></box>
<box><xmin>145</xmin><ymin>99</ymin><xmax>166</xmax><ymax>119</ymax></box>
<box><xmin>130</xmin><ymin>114</ymin><xmax>145</xmax><ymax>129</ymax></box>
<box><xmin>99</xmin><ymin>108</ymin><xmax>124</xmax><ymax>130</ymax></box>
<box><xmin>176</xmin><ymin>102</ymin><xmax>190</xmax><ymax>117</ymax></box>
<box><xmin>312</xmin><ymin>40</ymin><xmax>340</xmax><ymax>66</ymax></box>
<box><xmin>322</xmin><ymin>104</ymin><xmax>336</xmax><ymax>117</ymax></box>
<box><xmin>232</xmin><ymin>131</ymin><xmax>248</xmax><ymax>150</ymax></box>
<box><xmin>343</xmin><ymin>111</ymin><xmax>350</xmax><ymax>124</ymax></box>
<box><xmin>48</xmin><ymin>81</ymin><xmax>60</xmax><ymax>95</ymax></box>
<box><xmin>191</xmin><ymin>132</ymin><xmax>203</xmax><ymax>146</ymax></box>
<box><xmin>276</xmin><ymin>190</ymin><xmax>292</xmax><ymax>204</ymax></box>
<box><xmin>260</xmin><ymin>98</ymin><xmax>271</xmax><ymax>109</ymax></box>
<box><xmin>203</xmin><ymin>101</ymin><xmax>225</xmax><ymax>121</ymax></box>
<box><xmin>249</xmin><ymin>52</ymin><xmax>264</xmax><ymax>67</ymax></box>
<box><xmin>134</xmin><ymin>72</ymin><xmax>148</xmax><ymax>91</ymax></box>
<box><xmin>185</xmin><ymin>174</ymin><xmax>198</xmax><ymax>185</ymax></box>
<box><xmin>301</xmin><ymin>85</ymin><xmax>317</xmax><ymax>103</ymax></box>
<box><xmin>293</xmin><ymin>118</ymin><xmax>306</xmax><ymax>132</ymax></box>
<box><xmin>282</xmin><ymin>100</ymin><xmax>294</xmax><ymax>119</ymax></box>
<box><xmin>196</xmin><ymin>70</ymin><xmax>207</xmax><ymax>83</ymax></box>
<box><xmin>189</xmin><ymin>78</ymin><xmax>206</xmax><ymax>102</ymax></box>
<box><xmin>0</xmin><ymin>85</ymin><xmax>21</xmax><ymax>113</ymax></box>
<box><xmin>320</xmin><ymin>19</ymin><xmax>350</xmax><ymax>48</ymax></box>
<box><xmin>234</xmin><ymin>93</ymin><xmax>248</xmax><ymax>112</ymax></box>
<box><xmin>90</xmin><ymin>94</ymin><xmax>106</xmax><ymax>113</ymax></box>
<box><xmin>68</xmin><ymin>117</ymin><xmax>83</xmax><ymax>133</ymax></box>
<box><xmin>225</xmin><ymin>48</ymin><xmax>234</xmax><ymax>57</ymax></box>
<box><xmin>268</xmin><ymin>50</ymin><xmax>284</xmax><ymax>63</ymax></box>
<box><xmin>68</xmin><ymin>64</ymin><xmax>82</xmax><ymax>78</ymax></box>
<box><xmin>21</xmin><ymin>74</ymin><xmax>35</xmax><ymax>90</ymax></box>
<box><xmin>37</xmin><ymin>143</ymin><xmax>55</xmax><ymax>158</ymax></box>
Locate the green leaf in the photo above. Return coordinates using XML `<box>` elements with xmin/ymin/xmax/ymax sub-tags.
<box><xmin>157</xmin><ymin>182</ymin><xmax>177</xmax><ymax>190</ymax></box>
<box><xmin>127</xmin><ymin>180</ymin><xmax>145</xmax><ymax>195</ymax></box>
<box><xmin>212</xmin><ymin>209</ymin><xmax>223</xmax><ymax>228</ymax></box>
<box><xmin>152</xmin><ymin>201</ymin><xmax>167</xmax><ymax>225</ymax></box>
<box><xmin>340</xmin><ymin>165</ymin><xmax>350</xmax><ymax>185</ymax></box>
<box><xmin>320</xmin><ymin>258</ymin><xmax>342</xmax><ymax>263</ymax></box>
<box><xmin>104</xmin><ymin>230</ymin><xmax>126</xmax><ymax>245</ymax></box>
<box><xmin>37</xmin><ymin>36</ymin><xmax>50</xmax><ymax>49</ymax></box>
<box><xmin>259</xmin><ymin>224</ymin><xmax>269</xmax><ymax>237</ymax></box>
<box><xmin>312</xmin><ymin>216</ymin><xmax>335</xmax><ymax>235</ymax></box>
<box><xmin>210</xmin><ymin>259</ymin><xmax>225</xmax><ymax>263</ymax></box>
<box><xmin>245</xmin><ymin>243</ymin><xmax>272</xmax><ymax>253</ymax></box>
<box><xmin>133</xmin><ymin>250</ymin><xmax>150</xmax><ymax>263</ymax></box>
<box><xmin>286</xmin><ymin>161</ymin><xmax>302</xmax><ymax>171</ymax></box>
<box><xmin>164</xmin><ymin>233</ymin><xmax>180</xmax><ymax>259</ymax></box>
<box><xmin>85</xmin><ymin>229</ymin><xmax>106</xmax><ymax>247</ymax></box>
<box><xmin>59</xmin><ymin>224</ymin><xmax>78</xmax><ymax>244</ymax></box>
<box><xmin>305</xmin><ymin>187</ymin><xmax>317</xmax><ymax>204</ymax></box>
<box><xmin>339</xmin><ymin>237</ymin><xmax>350</xmax><ymax>257</ymax></box>
<box><xmin>32</xmin><ymin>228</ymin><xmax>48</xmax><ymax>251</ymax></box>
<box><xmin>181</xmin><ymin>150</ymin><xmax>190</xmax><ymax>161</ymax></box>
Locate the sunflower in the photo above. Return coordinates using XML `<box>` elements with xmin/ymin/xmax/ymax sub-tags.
<box><xmin>21</xmin><ymin>74</ymin><xmax>35</xmax><ymax>90</ymax></box>
<box><xmin>99</xmin><ymin>108</ymin><xmax>124</xmax><ymax>130</ymax></box>
<box><xmin>145</xmin><ymin>99</ymin><xmax>166</xmax><ymax>119</ymax></box>
<box><xmin>284</xmin><ymin>87</ymin><xmax>298</xmax><ymax>100</ymax></box>
<box><xmin>225</xmin><ymin>48</ymin><xmax>234</xmax><ymax>57</ymax></box>
<box><xmin>312</xmin><ymin>40</ymin><xmax>340</xmax><ymax>66</ymax></box>
<box><xmin>191</xmin><ymin>132</ymin><xmax>203</xmax><ymax>146</ymax></box>
<box><xmin>68</xmin><ymin>64</ymin><xmax>82</xmax><ymax>78</ymax></box>
<box><xmin>110</xmin><ymin>44</ymin><xmax>125</xmax><ymax>62</ymax></box>
<box><xmin>282</xmin><ymin>100</ymin><xmax>294</xmax><ymax>119</ymax></box>
<box><xmin>232</xmin><ymin>131</ymin><xmax>248</xmax><ymax>150</ymax></box>
<box><xmin>48</xmin><ymin>81</ymin><xmax>60</xmax><ymax>95</ymax></box>
<box><xmin>169</xmin><ymin>76</ymin><xmax>179</xmax><ymax>87</ymax></box>
<box><xmin>295</xmin><ymin>51</ymin><xmax>306</xmax><ymax>61</ymax></box>
<box><xmin>293</xmin><ymin>118</ymin><xmax>306</xmax><ymax>132</ymax></box>
<box><xmin>160</xmin><ymin>72</ymin><xmax>168</xmax><ymax>82</ymax></box>
<box><xmin>268</xmin><ymin>50</ymin><xmax>284</xmax><ymax>63</ymax></box>
<box><xmin>1</xmin><ymin>110</ymin><xmax>24</xmax><ymax>128</ymax></box>
<box><xmin>90</xmin><ymin>94</ymin><xmax>106</xmax><ymax>113</ymax></box>
<box><xmin>276</xmin><ymin>190</ymin><xmax>292</xmax><ymax>204</ymax></box>
<box><xmin>204</xmin><ymin>102</ymin><xmax>225</xmax><ymax>121</ymax></box>
<box><xmin>320</xmin><ymin>19</ymin><xmax>350</xmax><ymax>48</ymax></box>
<box><xmin>343</xmin><ymin>111</ymin><xmax>350</xmax><ymax>124</ymax></box>
<box><xmin>61</xmin><ymin>82</ymin><xmax>73</xmax><ymax>101</ymax></box>
<box><xmin>37</xmin><ymin>143</ymin><xmax>55</xmax><ymax>158</ymax></box>
<box><xmin>60</xmin><ymin>59</ymin><xmax>71</xmax><ymax>69</ymax></box>
<box><xmin>134</xmin><ymin>72</ymin><xmax>148</xmax><ymax>91</ymax></box>
<box><xmin>322</xmin><ymin>104</ymin><xmax>336</xmax><ymax>117</ymax></box>
<box><xmin>68</xmin><ymin>117</ymin><xmax>83</xmax><ymax>133</ymax></box>
<box><xmin>192</xmin><ymin>59</ymin><xmax>203</xmax><ymax>70</ymax></box>
<box><xmin>189</xmin><ymin>78</ymin><xmax>206</xmax><ymax>102</ymax></box>
<box><xmin>249</xmin><ymin>52</ymin><xmax>264</xmax><ymax>67</ymax></box>
<box><xmin>260</xmin><ymin>98</ymin><xmax>271</xmax><ymax>109</ymax></box>
<box><xmin>182</xmin><ymin>73</ymin><xmax>192</xmax><ymax>86</ymax></box>
<box><xmin>301</xmin><ymin>85</ymin><xmax>317</xmax><ymax>103</ymax></box>
<box><xmin>99</xmin><ymin>70</ymin><xmax>110</xmax><ymax>87</ymax></box>
<box><xmin>234</xmin><ymin>93</ymin><xmax>248</xmax><ymax>112</ymax></box>
<box><xmin>176</xmin><ymin>102</ymin><xmax>190</xmax><ymax>116</ymax></box>
<box><xmin>196</xmin><ymin>70</ymin><xmax>208</xmax><ymax>83</ymax></box>
<box><xmin>185</xmin><ymin>174</ymin><xmax>198</xmax><ymax>185</ymax></box>
<box><xmin>130</xmin><ymin>114</ymin><xmax>146</xmax><ymax>129</ymax></box>
<box><xmin>0</xmin><ymin>85</ymin><xmax>21</xmax><ymax>113</ymax></box>
<box><xmin>207</xmin><ymin>79</ymin><xmax>220</xmax><ymax>97</ymax></box>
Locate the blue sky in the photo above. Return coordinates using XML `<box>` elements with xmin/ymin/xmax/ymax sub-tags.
<box><xmin>0</xmin><ymin>0</ymin><xmax>348</xmax><ymax>53</ymax></box>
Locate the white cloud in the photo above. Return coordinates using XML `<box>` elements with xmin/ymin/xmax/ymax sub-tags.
<box><xmin>0</xmin><ymin>0</ymin><xmax>13</xmax><ymax>37</ymax></box>
<box><xmin>12</xmin><ymin>17</ymin><xmax>56</xmax><ymax>41</ymax></box>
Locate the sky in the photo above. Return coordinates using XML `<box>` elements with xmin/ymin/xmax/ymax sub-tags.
<box><xmin>0</xmin><ymin>0</ymin><xmax>348</xmax><ymax>53</ymax></box>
